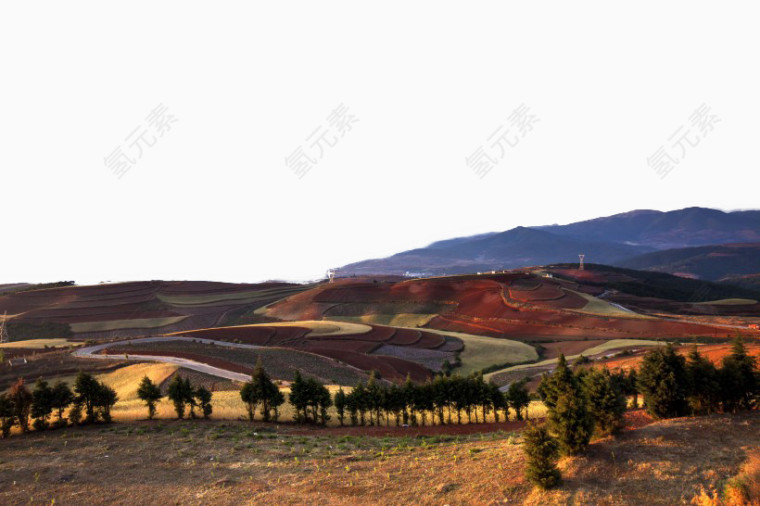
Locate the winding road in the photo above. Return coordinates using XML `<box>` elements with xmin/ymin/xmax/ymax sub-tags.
<box><xmin>73</xmin><ymin>336</ymin><xmax>260</xmax><ymax>382</ymax></box>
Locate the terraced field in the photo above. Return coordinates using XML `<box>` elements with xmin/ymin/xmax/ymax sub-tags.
<box><xmin>0</xmin><ymin>281</ymin><xmax>312</xmax><ymax>340</ymax></box>
<box><xmin>104</xmin><ymin>340</ymin><xmax>370</xmax><ymax>385</ymax></box>
<box><xmin>172</xmin><ymin>322</ymin><xmax>460</xmax><ymax>381</ymax></box>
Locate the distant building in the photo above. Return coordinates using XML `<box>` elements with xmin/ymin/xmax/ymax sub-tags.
<box><xmin>8</xmin><ymin>357</ymin><xmax>27</xmax><ymax>367</ymax></box>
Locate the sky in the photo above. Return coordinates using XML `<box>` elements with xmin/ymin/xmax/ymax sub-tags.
<box><xmin>1</xmin><ymin>2</ymin><xmax>758</xmax><ymax>285</ymax></box>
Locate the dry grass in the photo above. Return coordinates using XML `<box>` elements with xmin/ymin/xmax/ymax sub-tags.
<box><xmin>694</xmin><ymin>298</ymin><xmax>758</xmax><ymax>306</ymax></box>
<box><xmin>70</xmin><ymin>316</ymin><xmax>187</xmax><ymax>333</ymax></box>
<box><xmin>0</xmin><ymin>339</ymin><xmax>82</xmax><ymax>349</ymax></box>
<box><xmin>329</xmin><ymin>314</ymin><xmax>437</xmax><ymax>328</ymax></box>
<box><xmin>566</xmin><ymin>289</ymin><xmax>654</xmax><ymax>319</ymax></box>
<box><xmin>2</xmin><ymin>412</ymin><xmax>760</xmax><ymax>504</ymax></box>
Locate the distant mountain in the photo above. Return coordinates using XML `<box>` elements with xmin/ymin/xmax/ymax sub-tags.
<box><xmin>340</xmin><ymin>227</ymin><xmax>651</xmax><ymax>276</ymax></box>
<box><xmin>620</xmin><ymin>243</ymin><xmax>760</xmax><ymax>281</ymax></box>
<box><xmin>339</xmin><ymin>207</ymin><xmax>760</xmax><ymax>276</ymax></box>
<box><xmin>537</xmin><ymin>207</ymin><xmax>760</xmax><ymax>249</ymax></box>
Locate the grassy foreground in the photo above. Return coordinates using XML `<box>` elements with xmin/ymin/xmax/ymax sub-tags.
<box><xmin>1</xmin><ymin>412</ymin><xmax>760</xmax><ymax>504</ymax></box>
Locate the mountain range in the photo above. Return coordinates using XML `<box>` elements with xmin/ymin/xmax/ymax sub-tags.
<box><xmin>339</xmin><ymin>207</ymin><xmax>760</xmax><ymax>280</ymax></box>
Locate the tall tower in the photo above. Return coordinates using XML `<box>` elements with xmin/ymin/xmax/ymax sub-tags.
<box><xmin>578</xmin><ymin>254</ymin><xmax>585</xmax><ymax>271</ymax></box>
<box><xmin>0</xmin><ymin>311</ymin><xmax>9</xmax><ymax>344</ymax></box>
<box><xmin>326</xmin><ymin>269</ymin><xmax>336</xmax><ymax>283</ymax></box>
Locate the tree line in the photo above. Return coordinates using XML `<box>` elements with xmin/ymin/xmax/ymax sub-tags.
<box><xmin>0</xmin><ymin>372</ymin><xmax>117</xmax><ymax>437</ymax></box>
<box><xmin>524</xmin><ymin>338</ymin><xmax>760</xmax><ymax>490</ymax></box>
<box><xmin>236</xmin><ymin>359</ymin><xmax>533</xmax><ymax>427</ymax></box>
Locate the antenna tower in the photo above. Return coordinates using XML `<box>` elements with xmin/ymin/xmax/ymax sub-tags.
<box><xmin>578</xmin><ymin>254</ymin><xmax>585</xmax><ymax>271</ymax></box>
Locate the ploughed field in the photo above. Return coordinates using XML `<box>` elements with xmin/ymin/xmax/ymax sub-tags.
<box><xmin>172</xmin><ymin>323</ymin><xmax>462</xmax><ymax>381</ymax></box>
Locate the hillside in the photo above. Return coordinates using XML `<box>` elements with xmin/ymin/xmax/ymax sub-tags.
<box><xmin>621</xmin><ymin>243</ymin><xmax>760</xmax><ymax>281</ymax></box>
<box><xmin>721</xmin><ymin>273</ymin><xmax>760</xmax><ymax>291</ymax></box>
<box><xmin>0</xmin><ymin>281</ymin><xmax>313</xmax><ymax>341</ymax></box>
<box><xmin>339</xmin><ymin>207</ymin><xmax>760</xmax><ymax>276</ymax></box>
<box><xmin>3</xmin><ymin>412</ymin><xmax>760</xmax><ymax>505</ymax></box>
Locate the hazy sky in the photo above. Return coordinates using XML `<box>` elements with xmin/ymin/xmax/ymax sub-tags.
<box><xmin>2</xmin><ymin>2</ymin><xmax>758</xmax><ymax>285</ymax></box>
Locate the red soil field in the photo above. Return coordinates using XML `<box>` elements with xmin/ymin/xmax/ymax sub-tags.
<box><xmin>174</xmin><ymin>324</ymin><xmax>457</xmax><ymax>376</ymax></box>
<box><xmin>602</xmin><ymin>343</ymin><xmax>760</xmax><ymax>371</ymax></box>
<box><xmin>389</xmin><ymin>329</ymin><xmax>422</xmax><ymax>346</ymax></box>
<box><xmin>540</xmin><ymin>339</ymin><xmax>609</xmax><ymax>359</ymax></box>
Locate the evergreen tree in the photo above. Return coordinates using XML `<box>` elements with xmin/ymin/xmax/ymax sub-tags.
<box><xmin>537</xmin><ymin>355</ymin><xmax>575</xmax><ymax>410</ymax></box>
<box><xmin>637</xmin><ymin>344</ymin><xmax>688</xmax><ymax>419</ymax></box>
<box><xmin>626</xmin><ymin>369</ymin><xmax>639</xmax><ymax>409</ymax></box>
<box><xmin>242</xmin><ymin>361</ymin><xmax>283</xmax><ymax>422</ymax></box>
<box><xmin>523</xmin><ymin>423</ymin><xmax>561</xmax><ymax>489</ymax></box>
<box><xmin>195</xmin><ymin>386</ymin><xmax>213</xmax><ymax>419</ymax></box>
<box><xmin>288</xmin><ymin>371</ymin><xmax>308</xmax><ymax>423</ymax></box>
<box><xmin>539</xmin><ymin>355</ymin><xmax>593</xmax><ymax>455</ymax></box>
<box><xmin>182</xmin><ymin>377</ymin><xmax>197</xmax><ymax>419</ymax></box>
<box><xmin>507</xmin><ymin>379</ymin><xmax>531</xmax><ymax>421</ymax></box>
<box><xmin>31</xmin><ymin>378</ymin><xmax>54</xmax><ymax>430</ymax></box>
<box><xmin>720</xmin><ymin>337</ymin><xmax>758</xmax><ymax>413</ymax></box>
<box><xmin>685</xmin><ymin>346</ymin><xmax>720</xmax><ymax>415</ymax></box>
<box><xmin>9</xmin><ymin>379</ymin><xmax>33</xmax><ymax>432</ymax></box>
<box><xmin>270</xmin><ymin>388</ymin><xmax>285</xmax><ymax>422</ymax></box>
<box><xmin>582</xmin><ymin>368</ymin><xmax>626</xmax><ymax>436</ymax></box>
<box><xmin>50</xmin><ymin>381</ymin><xmax>74</xmax><ymax>426</ymax></box>
<box><xmin>74</xmin><ymin>371</ymin><xmax>101</xmax><ymax>423</ymax></box>
<box><xmin>167</xmin><ymin>375</ymin><xmax>187</xmax><ymax>419</ymax></box>
<box><xmin>136</xmin><ymin>376</ymin><xmax>163</xmax><ymax>420</ymax></box>
<box><xmin>94</xmin><ymin>382</ymin><xmax>118</xmax><ymax>423</ymax></box>
<box><xmin>334</xmin><ymin>388</ymin><xmax>347</xmax><ymax>426</ymax></box>
<box><xmin>0</xmin><ymin>393</ymin><xmax>14</xmax><ymax>437</ymax></box>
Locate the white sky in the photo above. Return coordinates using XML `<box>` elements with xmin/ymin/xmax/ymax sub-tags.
<box><xmin>1</xmin><ymin>2</ymin><xmax>758</xmax><ymax>285</ymax></box>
